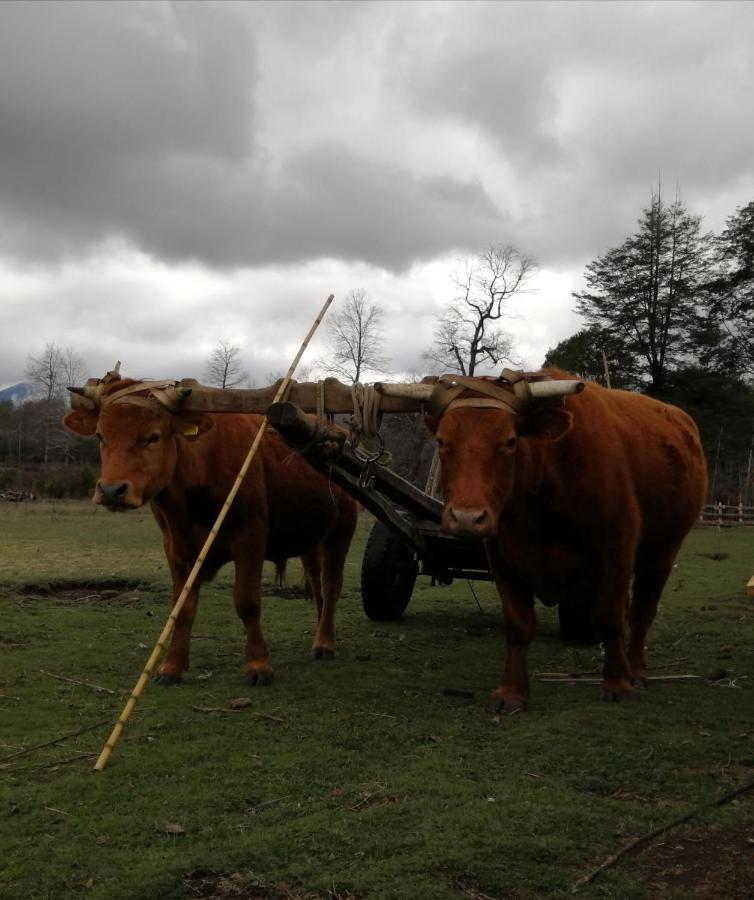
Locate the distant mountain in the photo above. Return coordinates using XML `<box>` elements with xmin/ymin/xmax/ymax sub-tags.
<box><xmin>0</xmin><ymin>382</ymin><xmax>35</xmax><ymax>406</ymax></box>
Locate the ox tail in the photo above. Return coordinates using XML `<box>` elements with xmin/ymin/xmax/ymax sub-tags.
<box><xmin>273</xmin><ymin>559</ymin><xmax>287</xmax><ymax>589</ymax></box>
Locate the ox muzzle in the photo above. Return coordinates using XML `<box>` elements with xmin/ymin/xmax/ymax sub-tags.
<box><xmin>95</xmin><ymin>480</ymin><xmax>140</xmax><ymax>510</ymax></box>
<box><xmin>444</xmin><ymin>505</ymin><xmax>496</xmax><ymax>539</ymax></box>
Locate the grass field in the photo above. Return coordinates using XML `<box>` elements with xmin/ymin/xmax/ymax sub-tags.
<box><xmin>1</xmin><ymin>500</ymin><xmax>753</xmax><ymax>900</ymax></box>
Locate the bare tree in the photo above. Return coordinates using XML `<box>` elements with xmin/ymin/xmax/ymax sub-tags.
<box><xmin>318</xmin><ymin>289</ymin><xmax>389</xmax><ymax>384</ymax></box>
<box><xmin>27</xmin><ymin>343</ymin><xmax>63</xmax><ymax>402</ymax></box>
<box><xmin>59</xmin><ymin>347</ymin><xmax>87</xmax><ymax>389</ymax></box>
<box><xmin>424</xmin><ymin>244</ymin><xmax>534</xmax><ymax>376</ymax></box>
<box><xmin>26</xmin><ymin>343</ymin><xmax>67</xmax><ymax>465</ymax></box>
<box><xmin>204</xmin><ymin>340</ymin><xmax>249</xmax><ymax>389</ymax></box>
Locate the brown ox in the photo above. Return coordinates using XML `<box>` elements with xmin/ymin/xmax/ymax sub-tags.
<box><xmin>63</xmin><ymin>374</ymin><xmax>358</xmax><ymax>685</ymax></box>
<box><xmin>426</xmin><ymin>370</ymin><xmax>706</xmax><ymax>711</ymax></box>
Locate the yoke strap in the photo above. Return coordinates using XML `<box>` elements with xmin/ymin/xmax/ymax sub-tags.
<box><xmin>427</xmin><ymin>372</ymin><xmax>534</xmax><ymax>419</ymax></box>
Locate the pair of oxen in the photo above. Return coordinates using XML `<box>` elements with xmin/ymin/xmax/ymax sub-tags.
<box><xmin>64</xmin><ymin>369</ymin><xmax>706</xmax><ymax>713</ymax></box>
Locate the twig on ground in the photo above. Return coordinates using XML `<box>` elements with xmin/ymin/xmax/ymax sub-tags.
<box><xmin>41</xmin><ymin>670</ymin><xmax>116</xmax><ymax>694</ymax></box>
<box><xmin>191</xmin><ymin>705</ymin><xmax>285</xmax><ymax>722</ymax></box>
<box><xmin>571</xmin><ymin>773</ymin><xmax>754</xmax><ymax>892</ymax></box>
<box><xmin>45</xmin><ymin>752</ymin><xmax>98</xmax><ymax>769</ymax></box>
<box><xmin>0</xmin><ymin>719</ymin><xmax>110</xmax><ymax>763</ymax></box>
<box><xmin>9</xmin><ymin>752</ymin><xmax>98</xmax><ymax>772</ymax></box>
<box><xmin>455</xmin><ymin>878</ymin><xmax>501</xmax><ymax>900</ymax></box>
<box><xmin>347</xmin><ymin>711</ymin><xmax>399</xmax><ymax>720</ymax></box>
<box><xmin>249</xmin><ymin>795</ymin><xmax>291</xmax><ymax>812</ymax></box>
<box><xmin>538</xmin><ymin>674</ymin><xmax>702</xmax><ymax>685</ymax></box>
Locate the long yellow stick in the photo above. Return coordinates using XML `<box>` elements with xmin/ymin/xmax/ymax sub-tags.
<box><xmin>93</xmin><ymin>294</ymin><xmax>334</xmax><ymax>772</ymax></box>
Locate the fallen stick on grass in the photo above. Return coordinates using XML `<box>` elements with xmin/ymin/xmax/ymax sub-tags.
<box><xmin>0</xmin><ymin>719</ymin><xmax>111</xmax><ymax>763</ymax></box>
<box><xmin>538</xmin><ymin>674</ymin><xmax>702</xmax><ymax>684</ymax></box>
<box><xmin>537</xmin><ymin>660</ymin><xmax>690</xmax><ymax>680</ymax></box>
<box><xmin>571</xmin><ymin>773</ymin><xmax>754</xmax><ymax>892</ymax></box>
<box><xmin>41</xmin><ymin>670</ymin><xmax>117</xmax><ymax>694</ymax></box>
<box><xmin>191</xmin><ymin>706</ymin><xmax>285</xmax><ymax>722</ymax></box>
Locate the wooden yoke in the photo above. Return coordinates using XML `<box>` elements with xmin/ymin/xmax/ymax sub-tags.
<box><xmin>68</xmin><ymin>376</ymin><xmax>439</xmax><ymax>416</ymax></box>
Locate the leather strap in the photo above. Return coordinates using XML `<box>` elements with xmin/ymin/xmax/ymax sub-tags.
<box><xmin>427</xmin><ymin>372</ymin><xmax>535</xmax><ymax>419</ymax></box>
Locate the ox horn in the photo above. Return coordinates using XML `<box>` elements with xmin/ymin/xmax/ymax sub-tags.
<box><xmin>67</xmin><ymin>379</ymin><xmax>104</xmax><ymax>410</ymax></box>
<box><xmin>529</xmin><ymin>380</ymin><xmax>585</xmax><ymax>399</ymax></box>
<box><xmin>148</xmin><ymin>384</ymin><xmax>192</xmax><ymax>413</ymax></box>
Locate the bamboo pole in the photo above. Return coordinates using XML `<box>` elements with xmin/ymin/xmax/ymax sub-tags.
<box><xmin>93</xmin><ymin>294</ymin><xmax>335</xmax><ymax>772</ymax></box>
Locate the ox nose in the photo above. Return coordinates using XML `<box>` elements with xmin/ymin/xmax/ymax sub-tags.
<box><xmin>96</xmin><ymin>481</ymin><xmax>130</xmax><ymax>507</ymax></box>
<box><xmin>446</xmin><ymin>506</ymin><xmax>495</xmax><ymax>537</ymax></box>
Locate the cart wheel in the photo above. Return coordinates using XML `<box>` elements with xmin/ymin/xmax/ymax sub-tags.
<box><xmin>360</xmin><ymin>520</ymin><xmax>418</xmax><ymax>621</ymax></box>
<box><xmin>558</xmin><ymin>598</ymin><xmax>599</xmax><ymax>645</ymax></box>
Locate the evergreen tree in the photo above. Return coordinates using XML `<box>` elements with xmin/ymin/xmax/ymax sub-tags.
<box><xmin>574</xmin><ymin>188</ymin><xmax>715</xmax><ymax>393</ymax></box>
<box><xmin>542</xmin><ymin>326</ymin><xmax>640</xmax><ymax>389</ymax></box>
<box><xmin>704</xmin><ymin>200</ymin><xmax>754</xmax><ymax>375</ymax></box>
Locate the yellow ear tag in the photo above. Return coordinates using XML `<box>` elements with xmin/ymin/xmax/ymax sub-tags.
<box><xmin>181</xmin><ymin>424</ymin><xmax>200</xmax><ymax>437</ymax></box>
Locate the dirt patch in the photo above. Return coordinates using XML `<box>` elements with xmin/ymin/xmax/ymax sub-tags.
<box><xmin>182</xmin><ymin>871</ymin><xmax>360</xmax><ymax>900</ymax></box>
<box><xmin>264</xmin><ymin>583</ymin><xmax>311</xmax><ymax>600</ymax></box>
<box><xmin>17</xmin><ymin>578</ymin><xmax>158</xmax><ymax>604</ymax></box>
<box><xmin>640</xmin><ymin>823</ymin><xmax>754</xmax><ymax>898</ymax></box>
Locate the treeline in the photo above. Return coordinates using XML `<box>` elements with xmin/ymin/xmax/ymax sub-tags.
<box><xmin>0</xmin><ymin>395</ymin><xmax>99</xmax><ymax>498</ymax></box>
<box><xmin>2</xmin><ymin>187</ymin><xmax>753</xmax><ymax>502</ymax></box>
<box><xmin>544</xmin><ymin>189</ymin><xmax>754</xmax><ymax>503</ymax></box>
<box><xmin>0</xmin><ymin>344</ymin><xmax>99</xmax><ymax>498</ymax></box>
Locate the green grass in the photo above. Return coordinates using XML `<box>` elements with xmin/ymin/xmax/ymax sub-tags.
<box><xmin>1</xmin><ymin>501</ymin><xmax>753</xmax><ymax>899</ymax></box>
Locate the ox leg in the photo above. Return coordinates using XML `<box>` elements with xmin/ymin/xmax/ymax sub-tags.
<box><xmin>301</xmin><ymin>548</ymin><xmax>332</xmax><ymax>659</ymax></box>
<box><xmin>301</xmin><ymin>547</ymin><xmax>324</xmax><ymax>619</ymax></box>
<box><xmin>628</xmin><ymin>554</ymin><xmax>677</xmax><ymax>687</ymax></box>
<box><xmin>593</xmin><ymin>560</ymin><xmax>634</xmax><ymax>702</ymax></box>
<box><xmin>487</xmin><ymin>542</ymin><xmax>536</xmax><ymax>712</ymax></box>
<box><xmin>303</xmin><ymin>537</ymin><xmax>348</xmax><ymax>660</ymax></box>
<box><xmin>234</xmin><ymin>548</ymin><xmax>274</xmax><ymax>686</ymax></box>
<box><xmin>157</xmin><ymin>565</ymin><xmax>199</xmax><ymax>684</ymax></box>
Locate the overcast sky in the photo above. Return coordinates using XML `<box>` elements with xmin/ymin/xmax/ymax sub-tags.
<box><xmin>1</xmin><ymin>0</ymin><xmax>753</xmax><ymax>390</ymax></box>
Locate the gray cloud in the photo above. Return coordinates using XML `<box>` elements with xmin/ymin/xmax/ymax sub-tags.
<box><xmin>390</xmin><ymin>1</ymin><xmax>754</xmax><ymax>260</ymax></box>
<box><xmin>1</xmin><ymin>1</ymin><xmax>754</xmax><ymax>388</ymax></box>
<box><xmin>0</xmin><ymin>2</ymin><xmax>506</xmax><ymax>270</ymax></box>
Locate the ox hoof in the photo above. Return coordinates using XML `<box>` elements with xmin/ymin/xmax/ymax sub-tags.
<box><xmin>246</xmin><ymin>670</ymin><xmax>274</xmax><ymax>687</ymax></box>
<box><xmin>632</xmin><ymin>675</ymin><xmax>649</xmax><ymax>689</ymax></box>
<box><xmin>312</xmin><ymin>646</ymin><xmax>335</xmax><ymax>660</ymax></box>
<box><xmin>153</xmin><ymin>672</ymin><xmax>182</xmax><ymax>685</ymax></box>
<box><xmin>491</xmin><ymin>693</ymin><xmax>526</xmax><ymax>715</ymax></box>
<box><xmin>601</xmin><ymin>684</ymin><xmax>634</xmax><ymax>702</ymax></box>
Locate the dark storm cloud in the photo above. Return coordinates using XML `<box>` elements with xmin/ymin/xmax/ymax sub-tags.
<box><xmin>0</xmin><ymin>1</ymin><xmax>255</xmax><ymax>257</ymax></box>
<box><xmin>0</xmin><ymin>1</ymin><xmax>504</xmax><ymax>271</ymax></box>
<box><xmin>390</xmin><ymin>1</ymin><xmax>754</xmax><ymax>261</ymax></box>
<box><xmin>1</xmin><ymin>0</ymin><xmax>753</xmax><ymax>279</ymax></box>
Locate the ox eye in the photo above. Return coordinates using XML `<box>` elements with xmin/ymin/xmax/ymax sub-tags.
<box><xmin>502</xmin><ymin>436</ymin><xmax>517</xmax><ymax>453</ymax></box>
<box><xmin>145</xmin><ymin>433</ymin><xmax>160</xmax><ymax>445</ymax></box>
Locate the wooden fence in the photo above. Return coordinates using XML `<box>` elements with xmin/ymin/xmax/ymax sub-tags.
<box><xmin>700</xmin><ymin>503</ymin><xmax>754</xmax><ymax>526</ymax></box>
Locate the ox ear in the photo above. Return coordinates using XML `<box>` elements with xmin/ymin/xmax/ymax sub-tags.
<box><xmin>63</xmin><ymin>408</ymin><xmax>98</xmax><ymax>438</ymax></box>
<box><xmin>172</xmin><ymin>411</ymin><xmax>214</xmax><ymax>441</ymax></box>
<box><xmin>517</xmin><ymin>407</ymin><xmax>573</xmax><ymax>442</ymax></box>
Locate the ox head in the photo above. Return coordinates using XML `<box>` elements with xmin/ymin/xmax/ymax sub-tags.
<box><xmin>63</xmin><ymin>366</ymin><xmax>213</xmax><ymax>510</ymax></box>
<box><xmin>422</xmin><ymin>372</ymin><xmax>583</xmax><ymax>539</ymax></box>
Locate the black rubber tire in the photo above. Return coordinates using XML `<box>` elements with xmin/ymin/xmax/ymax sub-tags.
<box><xmin>360</xmin><ymin>520</ymin><xmax>418</xmax><ymax>621</ymax></box>
<box><xmin>558</xmin><ymin>598</ymin><xmax>599</xmax><ymax>645</ymax></box>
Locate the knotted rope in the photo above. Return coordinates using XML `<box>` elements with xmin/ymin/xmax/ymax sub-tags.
<box><xmin>349</xmin><ymin>382</ymin><xmax>390</xmax><ymax>464</ymax></box>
